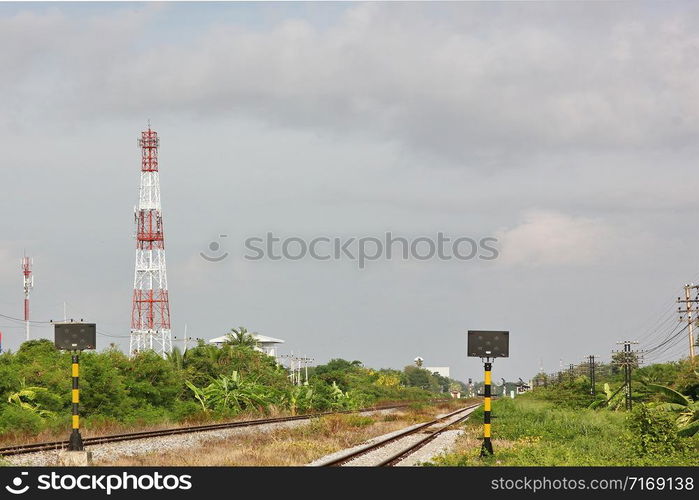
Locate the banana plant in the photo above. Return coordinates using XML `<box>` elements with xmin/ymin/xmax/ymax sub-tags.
<box><xmin>645</xmin><ymin>383</ymin><xmax>699</xmax><ymax>437</ymax></box>
<box><xmin>186</xmin><ymin>372</ymin><xmax>273</xmax><ymax>413</ymax></box>
<box><xmin>288</xmin><ymin>386</ymin><xmax>314</xmax><ymax>415</ymax></box>
<box><xmin>185</xmin><ymin>380</ymin><xmax>209</xmax><ymax>412</ymax></box>
<box><xmin>588</xmin><ymin>382</ymin><xmax>624</xmax><ymax>410</ymax></box>
<box><xmin>7</xmin><ymin>380</ymin><xmax>55</xmax><ymax>418</ymax></box>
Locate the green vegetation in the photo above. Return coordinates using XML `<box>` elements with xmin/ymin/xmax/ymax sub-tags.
<box><xmin>434</xmin><ymin>397</ymin><xmax>696</xmax><ymax>466</ymax></box>
<box><xmin>433</xmin><ymin>360</ymin><xmax>698</xmax><ymax>466</ymax></box>
<box><xmin>0</xmin><ymin>334</ymin><xmax>462</xmax><ymax>440</ymax></box>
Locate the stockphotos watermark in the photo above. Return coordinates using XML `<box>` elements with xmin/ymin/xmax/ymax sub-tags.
<box><xmin>3</xmin><ymin>471</ymin><xmax>192</xmax><ymax>495</ymax></box>
<box><xmin>200</xmin><ymin>232</ymin><xmax>499</xmax><ymax>268</ymax></box>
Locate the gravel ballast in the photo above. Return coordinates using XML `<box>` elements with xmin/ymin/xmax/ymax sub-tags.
<box><xmin>309</xmin><ymin>405</ymin><xmax>478</xmax><ymax>467</ymax></box>
<box><xmin>5</xmin><ymin>409</ymin><xmax>397</xmax><ymax>467</ymax></box>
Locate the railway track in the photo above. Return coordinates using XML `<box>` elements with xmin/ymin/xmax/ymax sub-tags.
<box><xmin>0</xmin><ymin>401</ymin><xmax>446</xmax><ymax>458</ymax></box>
<box><xmin>315</xmin><ymin>403</ymin><xmax>480</xmax><ymax>467</ymax></box>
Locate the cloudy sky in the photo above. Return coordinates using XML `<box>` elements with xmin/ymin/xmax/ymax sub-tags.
<box><xmin>1</xmin><ymin>1</ymin><xmax>698</xmax><ymax>382</ymax></box>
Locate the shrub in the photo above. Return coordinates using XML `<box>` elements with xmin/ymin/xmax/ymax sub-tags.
<box><xmin>344</xmin><ymin>415</ymin><xmax>374</xmax><ymax>427</ymax></box>
<box><xmin>626</xmin><ymin>404</ymin><xmax>685</xmax><ymax>457</ymax></box>
<box><xmin>170</xmin><ymin>400</ymin><xmax>203</xmax><ymax>421</ymax></box>
<box><xmin>0</xmin><ymin>405</ymin><xmax>45</xmax><ymax>435</ymax></box>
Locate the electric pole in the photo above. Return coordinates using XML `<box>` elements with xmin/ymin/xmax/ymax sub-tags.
<box><xmin>677</xmin><ymin>284</ymin><xmax>698</xmax><ymax>362</ymax></box>
<box><xmin>588</xmin><ymin>355</ymin><xmax>596</xmax><ymax>396</ymax></box>
<box><xmin>280</xmin><ymin>353</ymin><xmax>304</xmax><ymax>385</ymax></box>
<box><xmin>613</xmin><ymin>341</ymin><xmax>642</xmax><ymax>411</ymax></box>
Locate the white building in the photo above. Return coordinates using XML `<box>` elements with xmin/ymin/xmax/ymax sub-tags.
<box><xmin>425</xmin><ymin>366</ymin><xmax>450</xmax><ymax>378</ymax></box>
<box><xmin>209</xmin><ymin>333</ymin><xmax>285</xmax><ymax>359</ymax></box>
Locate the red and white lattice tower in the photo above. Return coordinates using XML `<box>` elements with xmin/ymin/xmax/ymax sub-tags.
<box><xmin>130</xmin><ymin>126</ymin><xmax>172</xmax><ymax>357</ymax></box>
<box><xmin>21</xmin><ymin>256</ymin><xmax>33</xmax><ymax>341</ymax></box>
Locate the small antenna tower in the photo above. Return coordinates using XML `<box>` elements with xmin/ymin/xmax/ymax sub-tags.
<box><xmin>21</xmin><ymin>255</ymin><xmax>33</xmax><ymax>341</ymax></box>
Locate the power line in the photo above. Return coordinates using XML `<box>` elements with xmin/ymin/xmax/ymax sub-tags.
<box><xmin>0</xmin><ymin>311</ymin><xmax>130</xmax><ymax>340</ymax></box>
<box><xmin>644</xmin><ymin>327</ymin><xmax>691</xmax><ymax>362</ymax></box>
<box><xmin>635</xmin><ymin>311</ymin><xmax>681</xmax><ymax>347</ymax></box>
<box><xmin>0</xmin><ymin>312</ymin><xmax>57</xmax><ymax>325</ymax></box>
<box><xmin>631</xmin><ymin>301</ymin><xmax>680</xmax><ymax>345</ymax></box>
<box><xmin>644</xmin><ymin>323</ymin><xmax>689</xmax><ymax>355</ymax></box>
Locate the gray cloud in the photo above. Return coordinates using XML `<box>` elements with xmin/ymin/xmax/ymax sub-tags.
<box><xmin>3</xmin><ymin>3</ymin><xmax>699</xmax><ymax>163</ymax></box>
<box><xmin>1</xmin><ymin>2</ymin><xmax>698</xmax><ymax>381</ymax></box>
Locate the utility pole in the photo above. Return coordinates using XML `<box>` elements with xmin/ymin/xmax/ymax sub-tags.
<box><xmin>677</xmin><ymin>284</ymin><xmax>698</xmax><ymax>362</ymax></box>
<box><xmin>280</xmin><ymin>353</ymin><xmax>302</xmax><ymax>385</ymax></box>
<box><xmin>588</xmin><ymin>355</ymin><xmax>596</xmax><ymax>396</ymax></box>
<box><xmin>298</xmin><ymin>355</ymin><xmax>313</xmax><ymax>385</ymax></box>
<box><xmin>613</xmin><ymin>341</ymin><xmax>642</xmax><ymax>411</ymax></box>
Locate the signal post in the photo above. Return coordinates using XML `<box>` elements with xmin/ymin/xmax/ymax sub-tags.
<box><xmin>467</xmin><ymin>330</ymin><xmax>510</xmax><ymax>457</ymax></box>
<box><xmin>482</xmin><ymin>360</ymin><xmax>493</xmax><ymax>455</ymax></box>
<box><xmin>54</xmin><ymin>322</ymin><xmax>96</xmax><ymax>465</ymax></box>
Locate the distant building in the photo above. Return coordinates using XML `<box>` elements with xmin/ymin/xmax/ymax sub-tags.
<box><xmin>209</xmin><ymin>333</ymin><xmax>285</xmax><ymax>359</ymax></box>
<box><xmin>425</xmin><ymin>366</ymin><xmax>450</xmax><ymax>378</ymax></box>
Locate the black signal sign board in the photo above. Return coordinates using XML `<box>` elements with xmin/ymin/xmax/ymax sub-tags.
<box><xmin>467</xmin><ymin>330</ymin><xmax>509</xmax><ymax>358</ymax></box>
<box><xmin>54</xmin><ymin>323</ymin><xmax>96</xmax><ymax>351</ymax></box>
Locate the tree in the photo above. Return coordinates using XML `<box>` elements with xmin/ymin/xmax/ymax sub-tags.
<box><xmin>79</xmin><ymin>351</ymin><xmax>132</xmax><ymax>418</ymax></box>
<box><xmin>403</xmin><ymin>365</ymin><xmax>436</xmax><ymax>390</ymax></box>
<box><xmin>312</xmin><ymin>359</ymin><xmax>364</xmax><ymax>391</ymax></box>
<box><xmin>611</xmin><ymin>351</ymin><xmax>639</xmax><ymax>373</ymax></box>
<box><xmin>123</xmin><ymin>351</ymin><xmax>182</xmax><ymax>409</ymax></box>
<box><xmin>166</xmin><ymin>347</ymin><xmax>187</xmax><ymax>370</ymax></box>
<box><xmin>224</xmin><ymin>327</ymin><xmax>259</xmax><ymax>349</ymax></box>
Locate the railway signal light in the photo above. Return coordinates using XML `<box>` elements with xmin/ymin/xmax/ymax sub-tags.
<box><xmin>54</xmin><ymin>322</ymin><xmax>96</xmax><ymax>452</ymax></box>
<box><xmin>467</xmin><ymin>330</ymin><xmax>510</xmax><ymax>457</ymax></box>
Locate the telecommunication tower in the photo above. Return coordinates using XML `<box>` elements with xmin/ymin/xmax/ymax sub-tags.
<box><xmin>129</xmin><ymin>125</ymin><xmax>172</xmax><ymax>358</ymax></box>
<box><xmin>21</xmin><ymin>256</ymin><xmax>33</xmax><ymax>341</ymax></box>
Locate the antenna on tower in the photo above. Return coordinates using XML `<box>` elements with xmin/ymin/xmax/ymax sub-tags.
<box><xmin>21</xmin><ymin>255</ymin><xmax>33</xmax><ymax>342</ymax></box>
<box><xmin>130</xmin><ymin>126</ymin><xmax>172</xmax><ymax>358</ymax></box>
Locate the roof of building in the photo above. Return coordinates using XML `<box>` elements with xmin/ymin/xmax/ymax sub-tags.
<box><xmin>209</xmin><ymin>333</ymin><xmax>285</xmax><ymax>345</ymax></box>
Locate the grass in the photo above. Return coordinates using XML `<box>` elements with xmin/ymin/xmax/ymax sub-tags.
<box><xmin>430</xmin><ymin>396</ymin><xmax>698</xmax><ymax>466</ymax></box>
<box><xmin>97</xmin><ymin>400</ymin><xmax>471</xmax><ymax>466</ymax></box>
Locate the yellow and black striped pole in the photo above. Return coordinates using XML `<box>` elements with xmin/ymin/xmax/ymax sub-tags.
<box><xmin>69</xmin><ymin>353</ymin><xmax>84</xmax><ymax>451</ymax></box>
<box><xmin>480</xmin><ymin>361</ymin><xmax>494</xmax><ymax>456</ymax></box>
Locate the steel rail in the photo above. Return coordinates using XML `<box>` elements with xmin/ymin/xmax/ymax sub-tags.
<box><xmin>376</xmin><ymin>406</ymin><xmax>478</xmax><ymax>466</ymax></box>
<box><xmin>320</xmin><ymin>403</ymin><xmax>479</xmax><ymax>467</ymax></box>
<box><xmin>0</xmin><ymin>400</ymin><xmax>447</xmax><ymax>457</ymax></box>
